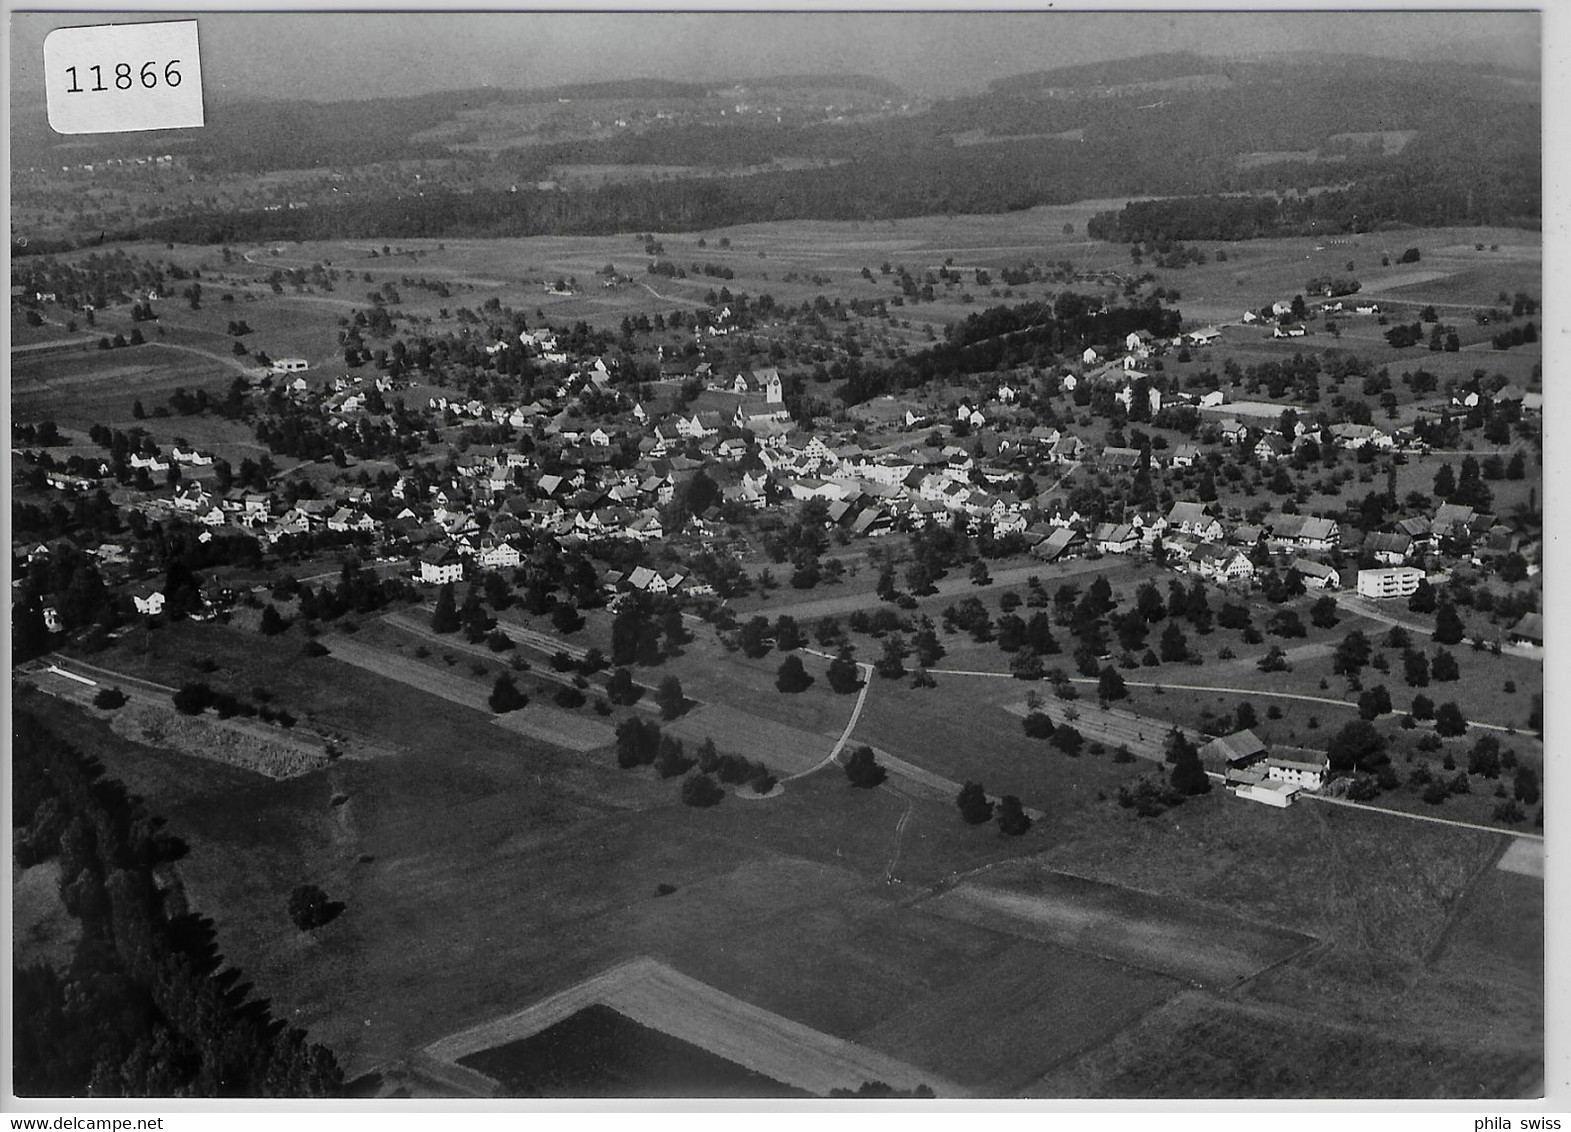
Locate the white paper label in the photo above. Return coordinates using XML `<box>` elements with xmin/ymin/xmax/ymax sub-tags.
<box><xmin>44</xmin><ymin>20</ymin><xmax>205</xmax><ymax>135</ymax></box>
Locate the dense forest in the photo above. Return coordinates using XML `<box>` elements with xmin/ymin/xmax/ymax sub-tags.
<box><xmin>1086</xmin><ymin>158</ymin><xmax>1541</xmax><ymax>243</ymax></box>
<box><xmin>11</xmin><ymin>709</ymin><xmax>345</xmax><ymax>1098</ymax></box>
<box><xmin>831</xmin><ymin>292</ymin><xmax>1181</xmax><ymax>404</ymax></box>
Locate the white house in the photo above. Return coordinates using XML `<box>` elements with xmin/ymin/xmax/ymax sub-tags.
<box><xmin>419</xmin><ymin>546</ymin><xmax>465</xmax><ymax>585</ymax></box>
<box><xmin>1236</xmin><ymin>780</ymin><xmax>1301</xmax><ymax>808</ymax></box>
<box><xmin>134</xmin><ymin>591</ymin><xmax>167</xmax><ymax>616</ymax></box>
<box><xmin>1265</xmin><ymin>751</ymin><xmax>1328</xmax><ymax>791</ymax></box>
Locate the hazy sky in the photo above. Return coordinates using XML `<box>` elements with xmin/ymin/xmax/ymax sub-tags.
<box><xmin>9</xmin><ymin>8</ymin><xmax>1542</xmax><ymax>106</ymax></box>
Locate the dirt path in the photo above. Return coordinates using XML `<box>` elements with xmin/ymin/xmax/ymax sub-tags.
<box><xmin>1301</xmin><ymin>792</ymin><xmax>1543</xmax><ymax>841</ymax></box>
<box><xmin>139</xmin><ymin>339</ymin><xmax>258</xmax><ymax>376</ymax></box>
<box><xmin>783</xmin><ymin>654</ymin><xmax>873</xmax><ymax>782</ymax></box>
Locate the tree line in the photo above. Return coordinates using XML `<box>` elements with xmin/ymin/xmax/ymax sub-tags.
<box><xmin>12</xmin><ymin>708</ymin><xmax>344</xmax><ymax>1097</ymax></box>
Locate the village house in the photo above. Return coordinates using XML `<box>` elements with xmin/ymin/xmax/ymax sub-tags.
<box><xmin>1363</xmin><ymin>531</ymin><xmax>1413</xmax><ymax>565</ymax></box>
<box><xmin>1291</xmin><ymin>558</ymin><xmax>1341</xmax><ymax>590</ymax></box>
<box><xmin>1329</xmin><ymin>422</ymin><xmax>1393</xmax><ymax>450</ymax></box>
<box><xmin>1190</xmin><ymin>542</ymin><xmax>1255</xmax><ymax>584</ymax></box>
<box><xmin>1265</xmin><ymin>749</ymin><xmax>1329</xmax><ymax>791</ymax></box>
<box><xmin>1092</xmin><ymin>522</ymin><xmax>1139</xmax><ymax>555</ymax></box>
<box><xmin>419</xmin><ymin>546</ymin><xmax>465</xmax><ymax>585</ymax></box>
<box><xmin>1165</xmin><ymin>501</ymin><xmax>1224</xmax><ymax>542</ymax></box>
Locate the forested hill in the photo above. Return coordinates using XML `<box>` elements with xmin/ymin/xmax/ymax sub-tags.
<box><xmin>43</xmin><ymin>51</ymin><xmax>1545</xmax><ymax>244</ymax></box>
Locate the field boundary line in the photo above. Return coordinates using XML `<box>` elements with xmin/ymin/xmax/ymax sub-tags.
<box><xmin>926</xmin><ymin>665</ymin><xmax>1525</xmax><ymax>734</ymax></box>
<box><xmin>423</xmin><ymin>955</ymin><xmax>968</xmax><ymax>1098</ymax></box>
<box><xmin>1301</xmin><ymin>791</ymin><xmax>1543</xmax><ymax>840</ymax></box>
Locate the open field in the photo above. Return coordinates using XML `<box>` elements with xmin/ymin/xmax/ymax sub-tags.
<box><xmin>429</xmin><ymin>956</ymin><xmax>960</xmax><ymax>1098</ymax></box>
<box><xmin>853</xmin><ymin>936</ymin><xmax>1175</xmax><ymax>1094</ymax></box>
<box><xmin>922</xmin><ymin>864</ymin><xmax>1315</xmax><ymax>987</ymax></box>
<box><xmin>12</xmin><ymin>860</ymin><xmax>81</xmax><ymax>971</ymax></box>
<box><xmin>321</xmin><ymin>632</ymin><xmax>615</xmax><ymax>753</ymax></box>
<box><xmin>457</xmin><ymin>1004</ymin><xmax>810</xmax><ymax>1099</ymax></box>
<box><xmin>663</xmin><ymin>702</ymin><xmax>833</xmax><ymax>776</ymax></box>
<box><xmin>1031</xmin><ymin>989</ymin><xmax>1540</xmax><ymax>1099</ymax></box>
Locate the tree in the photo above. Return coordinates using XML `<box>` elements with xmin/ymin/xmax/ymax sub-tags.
<box><xmin>172</xmin><ymin>682</ymin><xmax>212</xmax><ymax>715</ymax></box>
<box><xmin>1433</xmin><ymin>603</ymin><xmax>1465</xmax><ymax>645</ymax></box>
<box><xmin>1234</xmin><ymin>701</ymin><xmax>1259</xmax><ymax>731</ymax></box>
<box><xmin>656</xmin><ymin>736</ymin><xmax>696</xmax><ymax>779</ymax></box>
<box><xmin>1135</xmin><ymin>581</ymin><xmax>1167</xmax><ymax>623</ymax></box>
<box><xmin>875</xmin><ymin>635</ymin><xmax>908</xmax><ymax>680</ymax></box>
<box><xmin>1162</xmin><ymin>726</ymin><xmax>1197</xmax><ymax>766</ymax></box>
<box><xmin>956</xmin><ymin>781</ymin><xmax>995</xmax><ymax>825</ymax></box>
<box><xmin>773</xmin><ymin>615</ymin><xmax>804</xmax><ymax>651</ymax></box>
<box><xmin>1097</xmin><ymin>665</ymin><xmax>1128</xmax><ymax>702</ymax></box>
<box><xmin>550</xmin><ymin>601</ymin><xmax>584</xmax><ymax>634</ymax></box>
<box><xmin>1169</xmin><ymin>739</ymin><xmax>1211</xmax><ymax>795</ymax></box>
<box><xmin>682</xmin><ymin>773</ymin><xmax>725</xmax><ymax>807</ymax></box>
<box><xmin>1403</xmin><ymin>648</ymin><xmax>1430</xmax><ymax>687</ymax></box>
<box><xmin>1309</xmin><ymin>596</ymin><xmax>1339</xmax><ymax>629</ymax></box>
<box><xmin>1357</xmin><ymin>685</ymin><xmax>1392</xmax><ymax>720</ymax></box>
<box><xmin>287</xmin><ymin>884</ymin><xmax>338</xmax><ymax>931</ymax></box>
<box><xmin>1411</xmin><ymin>693</ymin><xmax>1436</xmax><ymax>720</ymax></box>
<box><xmin>93</xmin><ymin>687</ymin><xmax>128</xmax><ymax>710</ymax></box>
<box><xmin>1430</xmin><ymin>648</ymin><xmax>1460</xmax><ymax>682</ymax></box>
<box><xmin>260</xmin><ymin>603</ymin><xmax>287</xmax><ymax>636</ymax></box>
<box><xmin>430</xmin><ymin>582</ymin><xmax>459</xmax><ymax>633</ymax></box>
<box><xmin>969</xmin><ymin>558</ymin><xmax>992</xmax><ymax>586</ymax></box>
<box><xmin>1467</xmin><ymin>736</ymin><xmax>1502</xmax><ymax>779</ymax></box>
<box><xmin>739</xmin><ymin>615</ymin><xmax>772</xmax><ymax>658</ymax></box>
<box><xmin>1018</xmin><ymin>706</ymin><xmax>1057</xmax><ymax>738</ymax></box>
<box><xmin>1257</xmin><ymin>645</ymin><xmax>1290</xmax><ymax>672</ymax></box>
<box><xmin>488</xmin><ymin>674</ymin><xmax>528</xmax><ymax>713</ymax></box>
<box><xmin>775</xmin><ymin>654</ymin><xmax>813</xmax><ymax>693</ymax></box>
<box><xmin>1407</xmin><ymin>580</ymin><xmax>1438</xmax><ymax>615</ymax></box>
<box><xmin>1514</xmin><ymin>765</ymin><xmax>1540</xmax><ymax>805</ymax></box>
<box><xmin>656</xmin><ymin>675</ymin><xmax>687</xmax><ymax>720</ymax></box>
<box><xmin>1327</xmin><ymin>719</ymin><xmax>1388</xmax><ymax>773</ymax></box>
<box><xmin>1159</xmin><ymin>621</ymin><xmax>1189</xmax><ymax>662</ymax></box>
<box><xmin>1332</xmin><ymin>630</ymin><xmax>1371</xmax><ymax>676</ymax></box>
<box><xmin>844</xmin><ymin>745</ymin><xmax>886</xmax><ymax>788</ymax></box>
<box><xmin>914</xmin><ymin>622</ymin><xmax>945</xmax><ymax>667</ymax></box>
<box><xmin>1051</xmin><ymin>725</ymin><xmax>1084</xmax><ymax>757</ymax></box>
<box><xmin>1434</xmin><ymin>701</ymin><xmax>1469</xmax><ymax>737</ymax></box>
<box><xmin>616</xmin><ymin>717</ymin><xmax>660</xmax><ymax>768</ymax></box>
<box><xmin>996</xmin><ymin>795</ymin><xmax>1032</xmax><ymax>836</ymax></box>
<box><xmin>827</xmin><ymin>647</ymin><xmax>862</xmax><ymax>694</ymax></box>
<box><xmin>606</xmin><ymin>667</ymin><xmax>639</xmax><ymax>705</ymax></box>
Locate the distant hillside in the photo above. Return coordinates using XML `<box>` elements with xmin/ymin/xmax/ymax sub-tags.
<box><xmin>27</xmin><ymin>51</ymin><xmax>1541</xmax><ymax>246</ymax></box>
<box><xmin>734</xmin><ymin>73</ymin><xmax>905</xmax><ymax>97</ymax></box>
<box><xmin>989</xmin><ymin>52</ymin><xmax>1229</xmax><ymax>93</ymax></box>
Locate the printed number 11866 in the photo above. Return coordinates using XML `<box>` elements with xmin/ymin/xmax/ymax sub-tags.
<box><xmin>64</xmin><ymin>60</ymin><xmax>183</xmax><ymax>92</ymax></box>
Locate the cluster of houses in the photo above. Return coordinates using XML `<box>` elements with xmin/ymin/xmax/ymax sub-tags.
<box><xmin>14</xmin><ymin>304</ymin><xmax>1537</xmax><ymax>626</ymax></box>
<box><xmin>1201</xmin><ymin>728</ymin><xmax>1329</xmax><ymax>808</ymax></box>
